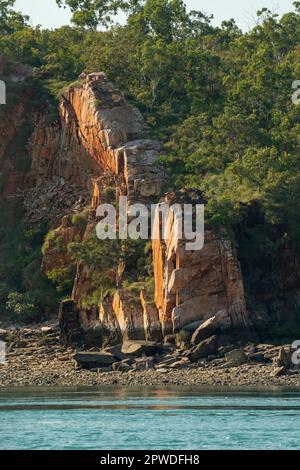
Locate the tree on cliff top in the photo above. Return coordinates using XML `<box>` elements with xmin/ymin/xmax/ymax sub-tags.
<box><xmin>56</xmin><ymin>0</ymin><xmax>142</xmax><ymax>28</ymax></box>
<box><xmin>56</xmin><ymin>0</ymin><xmax>207</xmax><ymax>32</ymax></box>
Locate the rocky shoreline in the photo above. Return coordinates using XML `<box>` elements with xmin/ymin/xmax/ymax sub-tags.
<box><xmin>0</xmin><ymin>323</ymin><xmax>300</xmax><ymax>388</ymax></box>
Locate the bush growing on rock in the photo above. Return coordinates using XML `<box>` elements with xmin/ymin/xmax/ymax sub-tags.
<box><xmin>71</xmin><ymin>210</ymin><xmax>89</xmax><ymax>231</ymax></box>
<box><xmin>47</xmin><ymin>266</ymin><xmax>77</xmax><ymax>295</ymax></box>
<box><xmin>42</xmin><ymin>230</ymin><xmax>64</xmax><ymax>256</ymax></box>
<box><xmin>68</xmin><ymin>233</ymin><xmax>152</xmax><ymax>304</ymax></box>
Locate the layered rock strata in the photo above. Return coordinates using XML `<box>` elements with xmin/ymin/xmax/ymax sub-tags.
<box><xmin>152</xmin><ymin>191</ymin><xmax>252</xmax><ymax>338</ymax></box>
<box><xmin>1</xmin><ymin>69</ymin><xmax>252</xmax><ymax>347</ymax></box>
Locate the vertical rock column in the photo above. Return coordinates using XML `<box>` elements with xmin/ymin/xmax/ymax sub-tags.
<box><xmin>152</xmin><ymin>191</ymin><xmax>252</xmax><ymax>336</ymax></box>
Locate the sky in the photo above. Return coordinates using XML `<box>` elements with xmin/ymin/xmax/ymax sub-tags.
<box><xmin>14</xmin><ymin>0</ymin><xmax>296</xmax><ymax>31</ymax></box>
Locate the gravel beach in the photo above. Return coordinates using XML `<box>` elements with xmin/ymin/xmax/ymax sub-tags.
<box><xmin>1</xmin><ymin>323</ymin><xmax>300</xmax><ymax>389</ymax></box>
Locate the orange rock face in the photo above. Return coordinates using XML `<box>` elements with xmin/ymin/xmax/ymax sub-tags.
<box><xmin>140</xmin><ymin>290</ymin><xmax>162</xmax><ymax>342</ymax></box>
<box><xmin>29</xmin><ymin>115</ymin><xmax>100</xmax><ymax>189</ymax></box>
<box><xmin>28</xmin><ymin>73</ymin><xmax>165</xmax><ymax>227</ymax></box>
<box><xmin>152</xmin><ymin>192</ymin><xmax>252</xmax><ymax>336</ymax></box>
<box><xmin>112</xmin><ymin>289</ymin><xmax>146</xmax><ymax>341</ymax></box>
<box><xmin>0</xmin><ymin>70</ymin><xmax>251</xmax><ymax>346</ymax></box>
<box><xmin>34</xmin><ymin>75</ymin><xmax>252</xmax><ymax>345</ymax></box>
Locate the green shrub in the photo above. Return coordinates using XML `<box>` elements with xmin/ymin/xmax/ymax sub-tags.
<box><xmin>6</xmin><ymin>291</ymin><xmax>40</xmax><ymax>323</ymax></box>
<box><xmin>101</xmin><ymin>187</ymin><xmax>116</xmax><ymax>203</ymax></box>
<box><xmin>42</xmin><ymin>230</ymin><xmax>64</xmax><ymax>255</ymax></box>
<box><xmin>71</xmin><ymin>210</ymin><xmax>89</xmax><ymax>231</ymax></box>
<box><xmin>47</xmin><ymin>266</ymin><xmax>76</xmax><ymax>295</ymax></box>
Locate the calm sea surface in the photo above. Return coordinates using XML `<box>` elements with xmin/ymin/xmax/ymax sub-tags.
<box><xmin>0</xmin><ymin>387</ymin><xmax>300</xmax><ymax>450</ymax></box>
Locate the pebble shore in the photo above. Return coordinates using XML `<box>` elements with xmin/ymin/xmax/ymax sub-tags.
<box><xmin>1</xmin><ymin>324</ymin><xmax>300</xmax><ymax>388</ymax></box>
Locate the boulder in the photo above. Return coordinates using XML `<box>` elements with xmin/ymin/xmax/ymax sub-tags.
<box><xmin>112</xmin><ymin>361</ymin><xmax>132</xmax><ymax>372</ymax></box>
<box><xmin>270</xmin><ymin>366</ymin><xmax>286</xmax><ymax>377</ymax></box>
<box><xmin>175</xmin><ymin>321</ymin><xmax>203</xmax><ymax>346</ymax></box>
<box><xmin>277</xmin><ymin>347</ymin><xmax>292</xmax><ymax>369</ymax></box>
<box><xmin>187</xmin><ymin>336</ymin><xmax>218</xmax><ymax>362</ymax></box>
<box><xmin>155</xmin><ymin>356</ymin><xmax>182</xmax><ymax>367</ymax></box>
<box><xmin>168</xmin><ymin>358</ymin><xmax>190</xmax><ymax>369</ymax></box>
<box><xmin>73</xmin><ymin>351</ymin><xmax>116</xmax><ymax>367</ymax></box>
<box><xmin>132</xmin><ymin>357</ymin><xmax>154</xmax><ymax>370</ymax></box>
<box><xmin>41</xmin><ymin>326</ymin><xmax>53</xmax><ymax>334</ymax></box>
<box><xmin>102</xmin><ymin>345</ymin><xmax>125</xmax><ymax>361</ymax></box>
<box><xmin>191</xmin><ymin>310</ymin><xmax>231</xmax><ymax>345</ymax></box>
<box><xmin>121</xmin><ymin>340</ymin><xmax>164</xmax><ymax>357</ymax></box>
<box><xmin>225</xmin><ymin>349</ymin><xmax>248</xmax><ymax>366</ymax></box>
<box><xmin>247</xmin><ymin>352</ymin><xmax>272</xmax><ymax>364</ymax></box>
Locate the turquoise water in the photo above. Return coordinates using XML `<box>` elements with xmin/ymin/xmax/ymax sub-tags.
<box><xmin>0</xmin><ymin>387</ymin><xmax>300</xmax><ymax>450</ymax></box>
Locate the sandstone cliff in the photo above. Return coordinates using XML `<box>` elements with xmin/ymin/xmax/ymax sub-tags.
<box><xmin>152</xmin><ymin>191</ymin><xmax>251</xmax><ymax>338</ymax></box>
<box><xmin>35</xmin><ymin>73</ymin><xmax>251</xmax><ymax>347</ymax></box>
<box><xmin>26</xmin><ymin>73</ymin><xmax>164</xmax><ymax>226</ymax></box>
<box><xmin>1</xmin><ymin>68</ymin><xmax>253</xmax><ymax>349</ymax></box>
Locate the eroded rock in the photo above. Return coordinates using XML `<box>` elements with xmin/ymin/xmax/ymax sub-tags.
<box><xmin>191</xmin><ymin>310</ymin><xmax>231</xmax><ymax>345</ymax></box>
<box><xmin>121</xmin><ymin>340</ymin><xmax>164</xmax><ymax>357</ymax></box>
<box><xmin>187</xmin><ymin>336</ymin><xmax>218</xmax><ymax>362</ymax></box>
<box><xmin>152</xmin><ymin>190</ymin><xmax>253</xmax><ymax>338</ymax></box>
<box><xmin>270</xmin><ymin>366</ymin><xmax>286</xmax><ymax>377</ymax></box>
<box><xmin>277</xmin><ymin>347</ymin><xmax>293</xmax><ymax>369</ymax></box>
<box><xmin>225</xmin><ymin>349</ymin><xmax>248</xmax><ymax>366</ymax></box>
<box><xmin>73</xmin><ymin>351</ymin><xmax>116</xmax><ymax>367</ymax></box>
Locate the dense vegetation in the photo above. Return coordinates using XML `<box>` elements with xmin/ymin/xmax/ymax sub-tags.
<box><xmin>0</xmin><ymin>201</ymin><xmax>59</xmax><ymax>322</ymax></box>
<box><xmin>0</xmin><ymin>0</ymin><xmax>300</xmax><ymax>333</ymax></box>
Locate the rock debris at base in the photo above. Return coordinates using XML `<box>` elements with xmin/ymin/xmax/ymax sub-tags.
<box><xmin>0</xmin><ymin>324</ymin><xmax>299</xmax><ymax>388</ymax></box>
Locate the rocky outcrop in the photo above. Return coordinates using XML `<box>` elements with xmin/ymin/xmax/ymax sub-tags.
<box><xmin>60</xmin><ymin>289</ymin><xmax>160</xmax><ymax>348</ymax></box>
<box><xmin>117</xmin><ymin>139</ymin><xmax>164</xmax><ymax>205</ymax></box>
<box><xmin>65</xmin><ymin>74</ymin><xmax>165</xmax><ymax>205</ymax></box>
<box><xmin>0</xmin><ymin>68</ymin><xmax>252</xmax><ymax>351</ymax></box>
<box><xmin>61</xmin><ymin>73</ymin><xmax>143</xmax><ymax>174</ymax></box>
<box><xmin>140</xmin><ymin>290</ymin><xmax>162</xmax><ymax>342</ymax></box>
<box><xmin>112</xmin><ymin>289</ymin><xmax>145</xmax><ymax>341</ymax></box>
<box><xmin>152</xmin><ymin>191</ymin><xmax>252</xmax><ymax>339</ymax></box>
<box><xmin>41</xmin><ymin>75</ymin><xmax>253</xmax><ymax>349</ymax></box>
<box><xmin>29</xmin><ymin>115</ymin><xmax>99</xmax><ymax>189</ymax></box>
<box><xmin>59</xmin><ymin>299</ymin><xmax>82</xmax><ymax>346</ymax></box>
<box><xmin>29</xmin><ymin>73</ymin><xmax>164</xmax><ymax>209</ymax></box>
<box><xmin>99</xmin><ymin>295</ymin><xmax>122</xmax><ymax>346</ymax></box>
<box><xmin>26</xmin><ymin>73</ymin><xmax>165</xmax><ymax>230</ymax></box>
